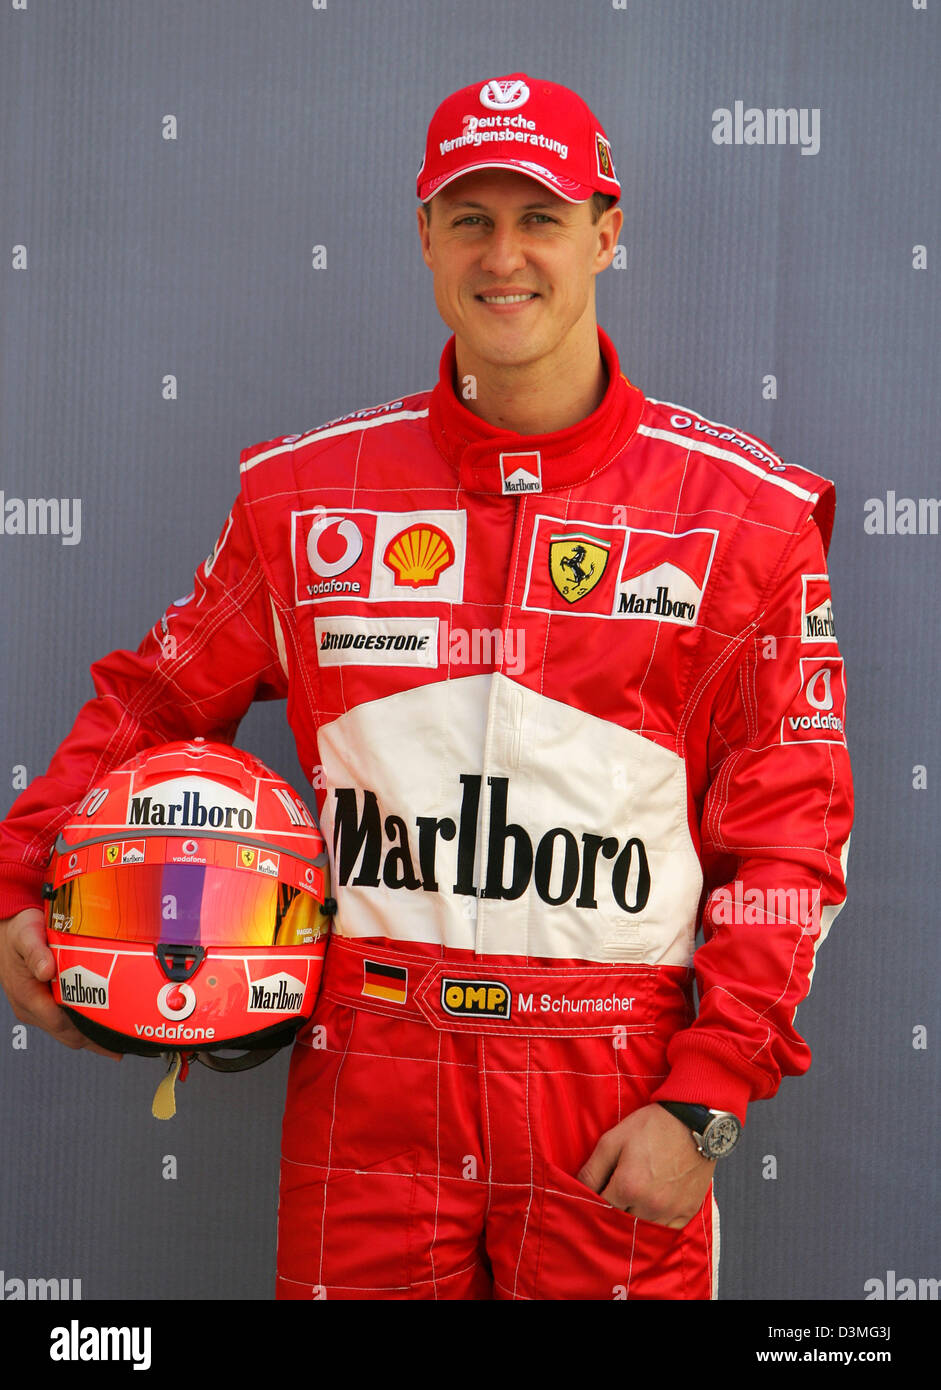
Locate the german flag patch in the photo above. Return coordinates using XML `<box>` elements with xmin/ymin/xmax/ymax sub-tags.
<box><xmin>362</xmin><ymin>960</ymin><xmax>408</xmax><ymax>1004</ymax></box>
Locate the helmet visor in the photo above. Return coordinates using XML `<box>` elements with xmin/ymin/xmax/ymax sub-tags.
<box><xmin>46</xmin><ymin>863</ymin><xmax>322</xmax><ymax>948</ymax></box>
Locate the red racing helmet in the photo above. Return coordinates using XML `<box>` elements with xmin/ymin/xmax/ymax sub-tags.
<box><xmin>43</xmin><ymin>739</ymin><xmax>332</xmax><ymax>1067</ymax></box>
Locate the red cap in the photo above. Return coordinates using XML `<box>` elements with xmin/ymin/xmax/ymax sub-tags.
<box><xmin>416</xmin><ymin>73</ymin><xmax>621</xmax><ymax>205</ymax></box>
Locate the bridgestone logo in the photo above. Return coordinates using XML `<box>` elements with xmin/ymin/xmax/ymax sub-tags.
<box><xmin>319</xmin><ymin>631</ymin><xmax>429</xmax><ymax>653</ymax></box>
<box><xmin>128</xmin><ymin>790</ymin><xmax>253</xmax><ymax>830</ymax></box>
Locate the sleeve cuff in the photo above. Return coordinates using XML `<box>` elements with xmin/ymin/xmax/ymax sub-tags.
<box><xmin>650</xmin><ymin>1038</ymin><xmax>759</xmax><ymax>1126</ymax></box>
<box><xmin>0</xmin><ymin>863</ymin><xmax>48</xmax><ymax>920</ymax></box>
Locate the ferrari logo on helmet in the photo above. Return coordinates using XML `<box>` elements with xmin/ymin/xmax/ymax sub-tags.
<box><xmin>240</xmin><ymin>847</ymin><xmax>256</xmax><ymax>868</ymax></box>
<box><xmin>105</xmin><ymin>843</ymin><xmax>120</xmax><ymax>865</ymax></box>
<box><xmin>549</xmin><ymin>533</ymin><xmax>611</xmax><ymax>603</ymax></box>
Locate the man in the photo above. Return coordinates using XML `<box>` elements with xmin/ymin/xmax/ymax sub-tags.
<box><xmin>0</xmin><ymin>74</ymin><xmax>852</xmax><ymax>1299</ymax></box>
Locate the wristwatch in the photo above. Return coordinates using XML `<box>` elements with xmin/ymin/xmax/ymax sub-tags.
<box><xmin>658</xmin><ymin>1102</ymin><xmax>742</xmax><ymax>1159</ymax></box>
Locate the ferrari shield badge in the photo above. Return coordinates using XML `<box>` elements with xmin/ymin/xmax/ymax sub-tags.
<box><xmin>549</xmin><ymin>533</ymin><xmax>611</xmax><ymax>603</ymax></box>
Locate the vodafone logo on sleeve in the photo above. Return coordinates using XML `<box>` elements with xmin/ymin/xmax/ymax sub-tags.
<box><xmin>782</xmin><ymin>657</ymin><xmax>846</xmax><ymax>744</ymax></box>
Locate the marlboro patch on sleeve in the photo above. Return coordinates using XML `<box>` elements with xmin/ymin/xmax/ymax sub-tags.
<box><xmin>362</xmin><ymin>959</ymin><xmax>408</xmax><ymax>1003</ymax></box>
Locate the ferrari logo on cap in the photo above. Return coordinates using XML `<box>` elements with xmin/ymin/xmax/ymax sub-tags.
<box><xmin>595</xmin><ymin>132</ymin><xmax>616</xmax><ymax>182</ymax></box>
<box><xmin>549</xmin><ymin>533</ymin><xmax>611</xmax><ymax>603</ymax></box>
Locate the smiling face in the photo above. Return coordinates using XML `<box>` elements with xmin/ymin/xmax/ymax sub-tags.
<box><xmin>417</xmin><ymin>170</ymin><xmax>622</xmax><ymax>379</ymax></box>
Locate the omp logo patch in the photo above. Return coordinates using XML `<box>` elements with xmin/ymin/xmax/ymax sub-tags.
<box><xmin>441</xmin><ymin>978</ymin><xmax>512</xmax><ymax>1019</ymax></box>
<box><xmin>801</xmin><ymin>574</ymin><xmax>836</xmax><ymax>643</ymax></box>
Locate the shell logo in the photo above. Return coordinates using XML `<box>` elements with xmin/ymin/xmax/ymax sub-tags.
<box><xmin>383</xmin><ymin>524</ymin><xmax>455</xmax><ymax>589</ymax></box>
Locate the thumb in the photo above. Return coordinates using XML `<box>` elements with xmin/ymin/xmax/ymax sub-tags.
<box><xmin>576</xmin><ymin>1129</ymin><xmax>620</xmax><ymax>1193</ymax></box>
<box><xmin>11</xmin><ymin>908</ymin><xmax>56</xmax><ymax>980</ymax></box>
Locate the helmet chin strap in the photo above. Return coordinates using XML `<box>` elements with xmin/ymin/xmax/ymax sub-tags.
<box><xmin>194</xmin><ymin>1047</ymin><xmax>280</xmax><ymax>1073</ymax></box>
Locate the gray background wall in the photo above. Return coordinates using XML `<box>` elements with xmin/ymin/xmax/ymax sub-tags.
<box><xmin>1</xmin><ymin>0</ymin><xmax>937</xmax><ymax>1301</ymax></box>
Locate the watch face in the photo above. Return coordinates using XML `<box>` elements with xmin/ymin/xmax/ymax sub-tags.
<box><xmin>702</xmin><ymin>1113</ymin><xmax>741</xmax><ymax>1158</ymax></box>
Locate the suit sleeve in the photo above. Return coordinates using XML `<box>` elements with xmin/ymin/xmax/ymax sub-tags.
<box><xmin>652</xmin><ymin>513</ymin><xmax>853</xmax><ymax>1122</ymax></box>
<box><xmin>0</xmin><ymin>493</ymin><xmax>288</xmax><ymax>916</ymax></box>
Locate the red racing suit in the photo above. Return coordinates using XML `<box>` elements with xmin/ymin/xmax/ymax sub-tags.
<box><xmin>0</xmin><ymin>328</ymin><xmax>853</xmax><ymax>1300</ymax></box>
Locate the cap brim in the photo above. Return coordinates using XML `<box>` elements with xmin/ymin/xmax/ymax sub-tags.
<box><xmin>417</xmin><ymin>160</ymin><xmax>598</xmax><ymax>205</ymax></box>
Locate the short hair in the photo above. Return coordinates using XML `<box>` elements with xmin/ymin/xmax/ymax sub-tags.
<box><xmin>421</xmin><ymin>191</ymin><xmax>618</xmax><ymax>223</ymax></box>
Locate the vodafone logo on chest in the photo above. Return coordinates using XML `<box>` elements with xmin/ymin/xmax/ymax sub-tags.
<box><xmin>292</xmin><ymin>508</ymin><xmax>466</xmax><ymax>604</ymax></box>
<box><xmin>308</xmin><ymin>516</ymin><xmax>363</xmax><ymax>579</ymax></box>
